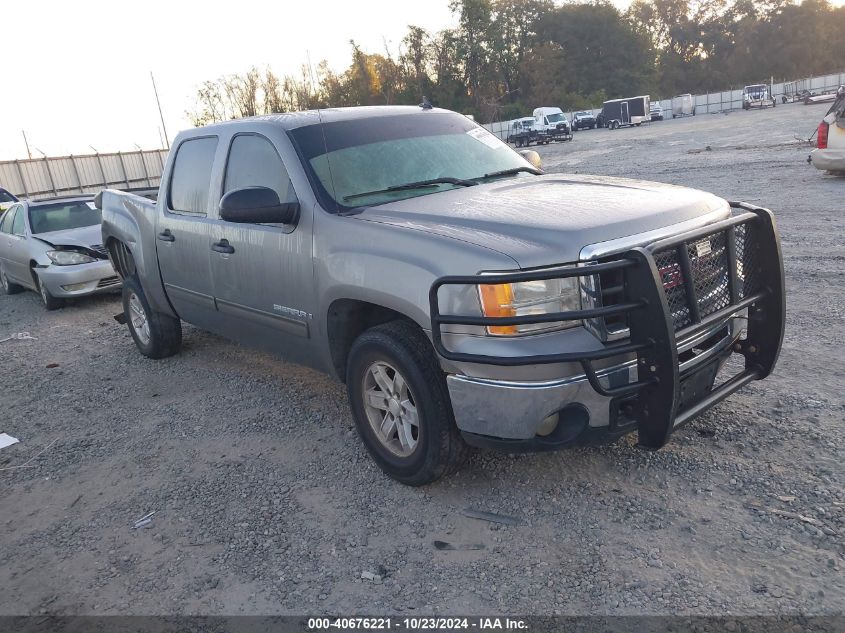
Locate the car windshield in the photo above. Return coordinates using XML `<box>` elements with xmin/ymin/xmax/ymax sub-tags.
<box><xmin>28</xmin><ymin>200</ymin><xmax>101</xmax><ymax>234</ymax></box>
<box><xmin>546</xmin><ymin>113</ymin><xmax>566</xmax><ymax>123</ymax></box>
<box><xmin>290</xmin><ymin>112</ymin><xmax>533</xmax><ymax>210</ymax></box>
<box><xmin>575</xmin><ymin>111</ymin><xmax>589</xmax><ymax>117</ymax></box>
<box><xmin>0</xmin><ymin>190</ymin><xmax>17</xmax><ymax>203</ymax></box>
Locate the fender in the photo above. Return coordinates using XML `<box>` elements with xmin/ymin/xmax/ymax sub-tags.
<box><xmin>99</xmin><ymin>189</ymin><xmax>177</xmax><ymax>318</ymax></box>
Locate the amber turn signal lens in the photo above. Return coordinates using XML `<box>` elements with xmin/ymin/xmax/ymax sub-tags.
<box><xmin>479</xmin><ymin>283</ymin><xmax>517</xmax><ymax>335</ymax></box>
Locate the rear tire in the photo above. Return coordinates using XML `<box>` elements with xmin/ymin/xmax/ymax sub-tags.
<box><xmin>35</xmin><ymin>273</ymin><xmax>64</xmax><ymax>311</ymax></box>
<box><xmin>346</xmin><ymin>320</ymin><xmax>470</xmax><ymax>486</ymax></box>
<box><xmin>0</xmin><ymin>265</ymin><xmax>23</xmax><ymax>295</ymax></box>
<box><xmin>121</xmin><ymin>275</ymin><xmax>182</xmax><ymax>359</ymax></box>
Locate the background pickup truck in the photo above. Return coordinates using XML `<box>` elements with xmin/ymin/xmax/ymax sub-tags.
<box><xmin>98</xmin><ymin>106</ymin><xmax>785</xmax><ymax>486</ymax></box>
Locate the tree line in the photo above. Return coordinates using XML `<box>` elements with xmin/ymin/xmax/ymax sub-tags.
<box><xmin>188</xmin><ymin>0</ymin><xmax>845</xmax><ymax>126</ymax></box>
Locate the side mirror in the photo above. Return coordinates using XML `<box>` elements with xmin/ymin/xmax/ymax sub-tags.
<box><xmin>519</xmin><ymin>150</ymin><xmax>542</xmax><ymax>170</ymax></box>
<box><xmin>219</xmin><ymin>186</ymin><xmax>298</xmax><ymax>224</ymax></box>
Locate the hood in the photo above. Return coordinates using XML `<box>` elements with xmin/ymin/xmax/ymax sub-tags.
<box><xmin>353</xmin><ymin>174</ymin><xmax>730</xmax><ymax>268</ymax></box>
<box><xmin>32</xmin><ymin>224</ymin><xmax>103</xmax><ymax>249</ymax></box>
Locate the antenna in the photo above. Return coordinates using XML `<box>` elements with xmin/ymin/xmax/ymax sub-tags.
<box><xmin>151</xmin><ymin>71</ymin><xmax>170</xmax><ymax>149</ymax></box>
<box><xmin>22</xmin><ymin>131</ymin><xmax>32</xmax><ymax>159</ymax></box>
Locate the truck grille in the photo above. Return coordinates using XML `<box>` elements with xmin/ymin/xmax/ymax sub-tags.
<box><xmin>585</xmin><ymin>222</ymin><xmax>762</xmax><ymax>338</ymax></box>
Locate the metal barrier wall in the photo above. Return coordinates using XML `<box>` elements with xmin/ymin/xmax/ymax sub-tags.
<box><xmin>484</xmin><ymin>70</ymin><xmax>845</xmax><ymax>140</ymax></box>
<box><xmin>0</xmin><ymin>149</ymin><xmax>169</xmax><ymax>200</ymax></box>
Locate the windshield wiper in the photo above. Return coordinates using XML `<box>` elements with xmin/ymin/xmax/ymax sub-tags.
<box><xmin>477</xmin><ymin>166</ymin><xmax>543</xmax><ymax>180</ymax></box>
<box><xmin>343</xmin><ymin>177</ymin><xmax>477</xmax><ymax>202</ymax></box>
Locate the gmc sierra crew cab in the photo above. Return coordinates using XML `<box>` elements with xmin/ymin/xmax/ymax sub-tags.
<box><xmin>97</xmin><ymin>106</ymin><xmax>785</xmax><ymax>486</ymax></box>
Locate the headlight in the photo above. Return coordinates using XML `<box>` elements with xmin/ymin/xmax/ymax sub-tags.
<box><xmin>46</xmin><ymin>250</ymin><xmax>97</xmax><ymax>266</ymax></box>
<box><xmin>478</xmin><ymin>277</ymin><xmax>581</xmax><ymax>336</ymax></box>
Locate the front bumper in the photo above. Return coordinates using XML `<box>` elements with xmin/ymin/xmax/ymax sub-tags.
<box><xmin>37</xmin><ymin>259</ymin><xmax>121</xmax><ymax>297</ymax></box>
<box><xmin>810</xmin><ymin>148</ymin><xmax>845</xmax><ymax>172</ymax></box>
<box><xmin>430</xmin><ymin>203</ymin><xmax>785</xmax><ymax>450</ymax></box>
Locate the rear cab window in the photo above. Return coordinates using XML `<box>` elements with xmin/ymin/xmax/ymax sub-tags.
<box><xmin>168</xmin><ymin>136</ymin><xmax>219</xmax><ymax>215</ymax></box>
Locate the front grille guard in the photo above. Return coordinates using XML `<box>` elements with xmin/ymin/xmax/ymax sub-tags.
<box><xmin>429</xmin><ymin>203</ymin><xmax>785</xmax><ymax>449</ymax></box>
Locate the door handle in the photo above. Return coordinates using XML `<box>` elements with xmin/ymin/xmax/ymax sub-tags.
<box><xmin>211</xmin><ymin>239</ymin><xmax>235</xmax><ymax>254</ymax></box>
<box><xmin>158</xmin><ymin>229</ymin><xmax>175</xmax><ymax>242</ymax></box>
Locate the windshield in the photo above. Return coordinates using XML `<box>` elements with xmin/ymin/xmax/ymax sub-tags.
<box><xmin>290</xmin><ymin>112</ymin><xmax>533</xmax><ymax>210</ymax></box>
<box><xmin>0</xmin><ymin>190</ymin><xmax>17</xmax><ymax>203</ymax></box>
<box><xmin>28</xmin><ymin>200</ymin><xmax>101</xmax><ymax>234</ymax></box>
<box><xmin>546</xmin><ymin>113</ymin><xmax>566</xmax><ymax>123</ymax></box>
<box><xmin>575</xmin><ymin>111</ymin><xmax>590</xmax><ymax>117</ymax></box>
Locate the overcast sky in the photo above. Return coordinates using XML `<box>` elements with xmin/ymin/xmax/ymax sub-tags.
<box><xmin>1</xmin><ymin>0</ymin><xmax>839</xmax><ymax>161</ymax></box>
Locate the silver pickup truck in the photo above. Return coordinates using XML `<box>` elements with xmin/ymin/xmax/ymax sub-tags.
<box><xmin>98</xmin><ymin>106</ymin><xmax>785</xmax><ymax>485</ymax></box>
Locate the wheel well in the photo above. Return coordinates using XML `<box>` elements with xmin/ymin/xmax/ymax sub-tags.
<box><xmin>106</xmin><ymin>238</ymin><xmax>136</xmax><ymax>279</ymax></box>
<box><xmin>29</xmin><ymin>260</ymin><xmax>39</xmax><ymax>285</ymax></box>
<box><xmin>327</xmin><ymin>299</ymin><xmax>415</xmax><ymax>382</ymax></box>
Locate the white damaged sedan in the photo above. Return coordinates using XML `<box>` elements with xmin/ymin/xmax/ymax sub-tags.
<box><xmin>0</xmin><ymin>196</ymin><xmax>120</xmax><ymax>310</ymax></box>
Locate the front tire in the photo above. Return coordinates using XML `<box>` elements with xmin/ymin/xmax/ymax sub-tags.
<box><xmin>0</xmin><ymin>265</ymin><xmax>23</xmax><ymax>295</ymax></box>
<box><xmin>121</xmin><ymin>276</ymin><xmax>182</xmax><ymax>359</ymax></box>
<box><xmin>35</xmin><ymin>273</ymin><xmax>64</xmax><ymax>310</ymax></box>
<box><xmin>346</xmin><ymin>320</ymin><xmax>469</xmax><ymax>486</ymax></box>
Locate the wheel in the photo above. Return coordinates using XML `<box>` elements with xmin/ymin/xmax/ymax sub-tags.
<box><xmin>346</xmin><ymin>320</ymin><xmax>470</xmax><ymax>486</ymax></box>
<box><xmin>121</xmin><ymin>275</ymin><xmax>182</xmax><ymax>359</ymax></box>
<box><xmin>781</xmin><ymin>95</ymin><xmax>788</xmax><ymax>104</ymax></box>
<box><xmin>35</xmin><ymin>273</ymin><xmax>64</xmax><ymax>310</ymax></box>
<box><xmin>0</xmin><ymin>265</ymin><xmax>23</xmax><ymax>295</ymax></box>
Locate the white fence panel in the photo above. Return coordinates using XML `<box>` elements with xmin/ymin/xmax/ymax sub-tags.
<box><xmin>1</xmin><ymin>149</ymin><xmax>169</xmax><ymax>199</ymax></box>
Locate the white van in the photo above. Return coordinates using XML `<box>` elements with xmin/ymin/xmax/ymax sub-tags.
<box><xmin>532</xmin><ymin>107</ymin><xmax>572</xmax><ymax>140</ymax></box>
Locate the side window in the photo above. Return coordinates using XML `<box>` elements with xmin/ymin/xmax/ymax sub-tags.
<box><xmin>223</xmin><ymin>134</ymin><xmax>298</xmax><ymax>205</ymax></box>
<box><xmin>168</xmin><ymin>137</ymin><xmax>218</xmax><ymax>215</ymax></box>
<box><xmin>0</xmin><ymin>207</ymin><xmax>15</xmax><ymax>234</ymax></box>
<box><xmin>11</xmin><ymin>207</ymin><xmax>26</xmax><ymax>235</ymax></box>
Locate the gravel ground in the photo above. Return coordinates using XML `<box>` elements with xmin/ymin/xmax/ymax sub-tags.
<box><xmin>0</xmin><ymin>102</ymin><xmax>842</xmax><ymax>617</ymax></box>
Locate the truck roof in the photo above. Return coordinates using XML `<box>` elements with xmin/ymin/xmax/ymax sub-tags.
<box><xmin>185</xmin><ymin>106</ymin><xmax>454</xmax><ymax>135</ymax></box>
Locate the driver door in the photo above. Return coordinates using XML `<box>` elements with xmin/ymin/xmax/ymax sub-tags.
<box><xmin>208</xmin><ymin>132</ymin><xmax>315</xmax><ymax>350</ymax></box>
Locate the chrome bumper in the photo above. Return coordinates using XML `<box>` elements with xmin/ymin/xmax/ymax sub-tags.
<box><xmin>447</xmin><ymin>320</ymin><xmax>740</xmax><ymax>440</ymax></box>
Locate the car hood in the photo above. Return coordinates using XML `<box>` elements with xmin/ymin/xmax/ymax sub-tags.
<box><xmin>32</xmin><ymin>224</ymin><xmax>103</xmax><ymax>249</ymax></box>
<box><xmin>353</xmin><ymin>174</ymin><xmax>730</xmax><ymax>268</ymax></box>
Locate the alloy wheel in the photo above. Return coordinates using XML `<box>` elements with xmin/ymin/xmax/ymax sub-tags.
<box><xmin>361</xmin><ymin>361</ymin><xmax>420</xmax><ymax>457</ymax></box>
<box><xmin>128</xmin><ymin>291</ymin><xmax>151</xmax><ymax>346</ymax></box>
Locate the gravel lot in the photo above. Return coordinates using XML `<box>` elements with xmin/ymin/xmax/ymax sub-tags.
<box><xmin>1</xmin><ymin>102</ymin><xmax>842</xmax><ymax>617</ymax></box>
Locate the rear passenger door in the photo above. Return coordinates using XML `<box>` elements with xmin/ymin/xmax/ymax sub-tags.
<box><xmin>155</xmin><ymin>136</ymin><xmax>219</xmax><ymax>328</ymax></box>
<box><xmin>209</xmin><ymin>132</ymin><xmax>314</xmax><ymax>344</ymax></box>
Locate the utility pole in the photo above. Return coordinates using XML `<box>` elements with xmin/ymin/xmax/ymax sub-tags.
<box><xmin>22</xmin><ymin>131</ymin><xmax>32</xmax><ymax>159</ymax></box>
<box><xmin>151</xmin><ymin>71</ymin><xmax>170</xmax><ymax>149</ymax></box>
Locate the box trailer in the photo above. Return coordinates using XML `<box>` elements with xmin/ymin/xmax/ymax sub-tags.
<box><xmin>598</xmin><ymin>96</ymin><xmax>650</xmax><ymax>129</ymax></box>
<box><xmin>671</xmin><ymin>94</ymin><xmax>695</xmax><ymax>118</ymax></box>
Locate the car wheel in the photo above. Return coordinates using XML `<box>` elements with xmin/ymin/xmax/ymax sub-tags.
<box><xmin>35</xmin><ymin>273</ymin><xmax>64</xmax><ymax>310</ymax></box>
<box><xmin>121</xmin><ymin>275</ymin><xmax>182</xmax><ymax>359</ymax></box>
<box><xmin>346</xmin><ymin>320</ymin><xmax>470</xmax><ymax>486</ymax></box>
<box><xmin>0</xmin><ymin>266</ymin><xmax>23</xmax><ymax>295</ymax></box>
